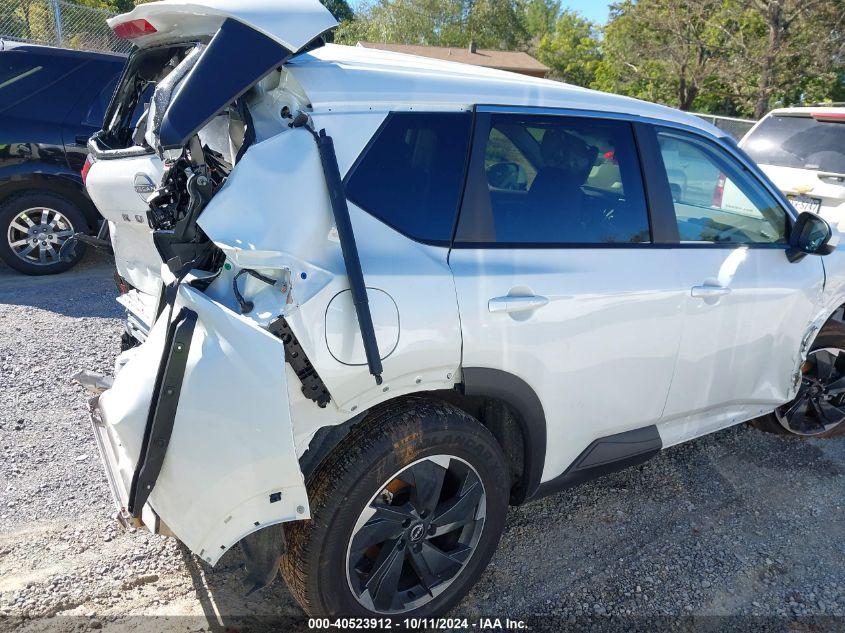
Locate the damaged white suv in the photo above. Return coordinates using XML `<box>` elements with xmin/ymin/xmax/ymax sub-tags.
<box><xmin>76</xmin><ymin>0</ymin><xmax>845</xmax><ymax>619</ymax></box>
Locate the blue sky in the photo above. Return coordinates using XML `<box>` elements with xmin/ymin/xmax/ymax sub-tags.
<box><xmin>346</xmin><ymin>0</ymin><xmax>613</xmax><ymax>25</ymax></box>
<box><xmin>560</xmin><ymin>0</ymin><xmax>611</xmax><ymax>24</ymax></box>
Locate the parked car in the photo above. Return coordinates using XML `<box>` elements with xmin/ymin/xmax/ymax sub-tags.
<box><xmin>78</xmin><ymin>0</ymin><xmax>845</xmax><ymax>621</ymax></box>
<box><xmin>0</xmin><ymin>41</ymin><xmax>124</xmax><ymax>274</ymax></box>
<box><xmin>741</xmin><ymin>106</ymin><xmax>845</xmax><ymax>227</ymax></box>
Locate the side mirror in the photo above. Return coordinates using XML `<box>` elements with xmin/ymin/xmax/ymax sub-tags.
<box><xmin>486</xmin><ymin>162</ymin><xmax>526</xmax><ymax>191</ymax></box>
<box><xmin>787</xmin><ymin>211</ymin><xmax>834</xmax><ymax>262</ymax></box>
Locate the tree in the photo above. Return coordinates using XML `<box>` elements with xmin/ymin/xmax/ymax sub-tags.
<box><xmin>594</xmin><ymin>0</ymin><xmax>844</xmax><ymax>116</ymax></box>
<box><xmin>334</xmin><ymin>0</ymin><xmax>528</xmax><ymax>50</ymax></box>
<box><xmin>321</xmin><ymin>0</ymin><xmax>354</xmax><ymax>23</ymax></box>
<box><xmin>716</xmin><ymin>0</ymin><xmax>845</xmax><ymax>117</ymax></box>
<box><xmin>593</xmin><ymin>0</ymin><xmax>723</xmax><ymax>111</ymax></box>
<box><xmin>536</xmin><ymin>9</ymin><xmax>601</xmax><ymax>86</ymax></box>
<box><xmin>524</xmin><ymin>0</ymin><xmax>559</xmax><ymax>42</ymax></box>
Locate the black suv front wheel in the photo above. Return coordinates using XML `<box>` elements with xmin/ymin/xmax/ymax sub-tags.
<box><xmin>281</xmin><ymin>398</ymin><xmax>510</xmax><ymax>619</ymax></box>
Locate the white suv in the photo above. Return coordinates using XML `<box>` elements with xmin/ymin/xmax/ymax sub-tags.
<box><xmin>741</xmin><ymin>106</ymin><xmax>845</xmax><ymax>227</ymax></box>
<box><xmin>78</xmin><ymin>0</ymin><xmax>845</xmax><ymax>620</ymax></box>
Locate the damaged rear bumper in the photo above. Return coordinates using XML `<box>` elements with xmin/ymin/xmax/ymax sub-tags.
<box><xmin>85</xmin><ymin>284</ymin><xmax>310</xmax><ymax>565</ymax></box>
<box><xmin>89</xmin><ymin>394</ymin><xmax>137</xmax><ymax>529</ymax></box>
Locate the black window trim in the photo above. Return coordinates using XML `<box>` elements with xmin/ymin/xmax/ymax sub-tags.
<box><xmin>342</xmin><ymin>104</ymin><xmax>798</xmax><ymax>252</ymax></box>
<box><xmin>342</xmin><ymin>109</ymin><xmax>474</xmax><ymax>248</ymax></box>
<box><xmin>451</xmin><ymin>107</ymin><xmax>655</xmax><ymax>249</ymax></box>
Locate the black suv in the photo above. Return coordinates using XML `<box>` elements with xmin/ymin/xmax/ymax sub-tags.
<box><xmin>0</xmin><ymin>42</ymin><xmax>125</xmax><ymax>275</ymax></box>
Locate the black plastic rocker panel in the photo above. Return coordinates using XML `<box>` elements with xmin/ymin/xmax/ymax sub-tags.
<box><xmin>532</xmin><ymin>425</ymin><xmax>662</xmax><ymax>500</ymax></box>
<box><xmin>128</xmin><ymin>308</ymin><xmax>197</xmax><ymax>516</ymax></box>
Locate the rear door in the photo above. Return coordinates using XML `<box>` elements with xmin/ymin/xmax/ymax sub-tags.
<box><xmin>653</xmin><ymin>126</ymin><xmax>825</xmax><ymax>444</ymax></box>
<box><xmin>449</xmin><ymin>108</ymin><xmax>685</xmax><ymax>485</ymax></box>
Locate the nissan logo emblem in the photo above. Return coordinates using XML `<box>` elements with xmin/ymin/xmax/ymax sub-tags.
<box><xmin>409</xmin><ymin>523</ymin><xmax>426</xmax><ymax>542</ymax></box>
<box><xmin>133</xmin><ymin>173</ymin><xmax>156</xmax><ymax>200</ymax></box>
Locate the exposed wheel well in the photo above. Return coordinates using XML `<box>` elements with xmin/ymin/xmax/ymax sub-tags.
<box><xmin>0</xmin><ymin>175</ymin><xmax>100</xmax><ymax>232</ymax></box>
<box><xmin>301</xmin><ymin>370</ymin><xmax>546</xmax><ymax>506</ymax></box>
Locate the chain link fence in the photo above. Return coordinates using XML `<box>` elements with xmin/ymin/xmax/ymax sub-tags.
<box><xmin>0</xmin><ymin>0</ymin><xmax>132</xmax><ymax>54</ymax></box>
<box><xmin>691</xmin><ymin>113</ymin><xmax>756</xmax><ymax>140</ymax></box>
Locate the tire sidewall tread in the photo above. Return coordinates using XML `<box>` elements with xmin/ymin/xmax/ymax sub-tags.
<box><xmin>280</xmin><ymin>398</ymin><xmax>510</xmax><ymax>619</ymax></box>
<box><xmin>751</xmin><ymin>318</ymin><xmax>845</xmax><ymax>438</ymax></box>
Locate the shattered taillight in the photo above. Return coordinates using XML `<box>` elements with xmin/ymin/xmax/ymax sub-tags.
<box><xmin>112</xmin><ymin>18</ymin><xmax>157</xmax><ymax>39</ymax></box>
<box><xmin>114</xmin><ymin>271</ymin><xmax>130</xmax><ymax>295</ymax></box>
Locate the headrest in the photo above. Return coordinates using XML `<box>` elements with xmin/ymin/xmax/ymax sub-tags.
<box><xmin>540</xmin><ymin>128</ymin><xmax>598</xmax><ymax>170</ymax></box>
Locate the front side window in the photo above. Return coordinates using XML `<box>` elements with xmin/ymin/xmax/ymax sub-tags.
<box><xmin>657</xmin><ymin>130</ymin><xmax>787</xmax><ymax>244</ymax></box>
<box><xmin>345</xmin><ymin>112</ymin><xmax>472</xmax><ymax>244</ymax></box>
<box><xmin>455</xmin><ymin>114</ymin><xmax>650</xmax><ymax>245</ymax></box>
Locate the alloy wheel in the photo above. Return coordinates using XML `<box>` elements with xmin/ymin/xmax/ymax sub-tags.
<box><xmin>345</xmin><ymin>454</ymin><xmax>486</xmax><ymax>614</ymax></box>
<box><xmin>776</xmin><ymin>347</ymin><xmax>845</xmax><ymax>436</ymax></box>
<box><xmin>6</xmin><ymin>207</ymin><xmax>76</xmax><ymax>266</ymax></box>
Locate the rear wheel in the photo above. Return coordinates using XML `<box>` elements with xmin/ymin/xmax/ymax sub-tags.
<box><xmin>0</xmin><ymin>191</ymin><xmax>88</xmax><ymax>275</ymax></box>
<box><xmin>751</xmin><ymin>319</ymin><xmax>845</xmax><ymax>438</ymax></box>
<box><xmin>280</xmin><ymin>398</ymin><xmax>510</xmax><ymax>619</ymax></box>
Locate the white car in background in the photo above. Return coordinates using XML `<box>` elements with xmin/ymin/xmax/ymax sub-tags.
<box><xmin>741</xmin><ymin>107</ymin><xmax>845</xmax><ymax>227</ymax></box>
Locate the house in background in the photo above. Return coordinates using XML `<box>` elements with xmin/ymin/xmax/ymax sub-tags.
<box><xmin>356</xmin><ymin>41</ymin><xmax>550</xmax><ymax>78</ymax></box>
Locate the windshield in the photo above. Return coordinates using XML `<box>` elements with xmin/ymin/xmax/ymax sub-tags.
<box><xmin>743</xmin><ymin>114</ymin><xmax>845</xmax><ymax>175</ymax></box>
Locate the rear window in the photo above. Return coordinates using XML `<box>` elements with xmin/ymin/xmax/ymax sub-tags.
<box><xmin>743</xmin><ymin>114</ymin><xmax>845</xmax><ymax>174</ymax></box>
<box><xmin>0</xmin><ymin>58</ymin><xmax>45</xmax><ymax>89</ymax></box>
<box><xmin>0</xmin><ymin>52</ymin><xmax>76</xmax><ymax>114</ymax></box>
<box><xmin>345</xmin><ymin>112</ymin><xmax>472</xmax><ymax>244</ymax></box>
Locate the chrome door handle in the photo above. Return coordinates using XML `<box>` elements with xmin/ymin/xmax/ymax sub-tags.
<box><xmin>488</xmin><ymin>295</ymin><xmax>549</xmax><ymax>314</ymax></box>
<box><xmin>690</xmin><ymin>284</ymin><xmax>731</xmax><ymax>299</ymax></box>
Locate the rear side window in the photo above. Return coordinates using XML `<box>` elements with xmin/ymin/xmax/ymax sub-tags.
<box><xmin>0</xmin><ymin>52</ymin><xmax>76</xmax><ymax>116</ymax></box>
<box><xmin>455</xmin><ymin>114</ymin><xmax>650</xmax><ymax>245</ymax></box>
<box><xmin>0</xmin><ymin>58</ymin><xmax>45</xmax><ymax>90</ymax></box>
<box><xmin>345</xmin><ymin>112</ymin><xmax>472</xmax><ymax>244</ymax></box>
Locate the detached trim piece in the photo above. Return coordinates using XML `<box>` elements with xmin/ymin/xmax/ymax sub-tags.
<box><xmin>532</xmin><ymin>425</ymin><xmax>662</xmax><ymax>500</ymax></box>
<box><xmin>295</xmin><ymin>118</ymin><xmax>384</xmax><ymax>385</ymax></box>
<box><xmin>128</xmin><ymin>308</ymin><xmax>197</xmax><ymax>516</ymax></box>
<box><xmin>269</xmin><ymin>317</ymin><xmax>331</xmax><ymax>408</ymax></box>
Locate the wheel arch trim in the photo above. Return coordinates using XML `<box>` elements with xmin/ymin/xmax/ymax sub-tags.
<box><xmin>461</xmin><ymin>367</ymin><xmax>546</xmax><ymax>503</ymax></box>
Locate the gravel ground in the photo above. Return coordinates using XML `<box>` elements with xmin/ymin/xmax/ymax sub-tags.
<box><xmin>2</xmin><ymin>253</ymin><xmax>845</xmax><ymax>632</ymax></box>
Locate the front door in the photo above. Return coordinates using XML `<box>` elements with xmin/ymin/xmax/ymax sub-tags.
<box><xmin>653</xmin><ymin>127</ymin><xmax>825</xmax><ymax>444</ymax></box>
<box><xmin>449</xmin><ymin>109</ymin><xmax>685</xmax><ymax>483</ymax></box>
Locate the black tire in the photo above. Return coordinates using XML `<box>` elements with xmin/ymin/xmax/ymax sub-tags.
<box><xmin>750</xmin><ymin>319</ymin><xmax>845</xmax><ymax>438</ymax></box>
<box><xmin>0</xmin><ymin>190</ymin><xmax>88</xmax><ymax>275</ymax></box>
<box><xmin>280</xmin><ymin>397</ymin><xmax>510</xmax><ymax>619</ymax></box>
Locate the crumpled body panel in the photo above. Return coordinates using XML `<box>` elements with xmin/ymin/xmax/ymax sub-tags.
<box><xmin>95</xmin><ymin>283</ymin><xmax>309</xmax><ymax>564</ymax></box>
